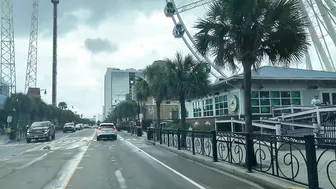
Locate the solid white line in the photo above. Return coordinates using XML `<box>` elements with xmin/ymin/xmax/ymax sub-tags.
<box><xmin>119</xmin><ymin>136</ymin><xmax>206</xmax><ymax>189</ymax></box>
<box><xmin>115</xmin><ymin>170</ymin><xmax>127</xmax><ymax>188</ymax></box>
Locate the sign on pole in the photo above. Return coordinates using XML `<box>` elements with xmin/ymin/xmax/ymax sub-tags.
<box><xmin>7</xmin><ymin>116</ymin><xmax>12</xmax><ymax>123</ymax></box>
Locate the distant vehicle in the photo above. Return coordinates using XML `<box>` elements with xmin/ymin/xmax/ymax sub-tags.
<box><xmin>96</xmin><ymin>123</ymin><xmax>117</xmax><ymax>141</ymax></box>
<box><xmin>63</xmin><ymin>122</ymin><xmax>76</xmax><ymax>133</ymax></box>
<box><xmin>26</xmin><ymin>121</ymin><xmax>56</xmax><ymax>143</ymax></box>
<box><xmin>75</xmin><ymin>124</ymin><xmax>82</xmax><ymax>130</ymax></box>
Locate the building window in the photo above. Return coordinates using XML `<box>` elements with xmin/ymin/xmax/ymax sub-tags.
<box><xmin>214</xmin><ymin>95</ymin><xmax>228</xmax><ymax>116</ymax></box>
<box><xmin>203</xmin><ymin>98</ymin><xmax>213</xmax><ymax>116</ymax></box>
<box><xmin>252</xmin><ymin>91</ymin><xmax>301</xmax><ymax>114</ymax></box>
<box><xmin>193</xmin><ymin>101</ymin><xmax>202</xmax><ymax>117</ymax></box>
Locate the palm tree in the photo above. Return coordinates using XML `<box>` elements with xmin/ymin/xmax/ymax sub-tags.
<box><xmin>58</xmin><ymin>101</ymin><xmax>67</xmax><ymax>110</ymax></box>
<box><xmin>165</xmin><ymin>52</ymin><xmax>210</xmax><ymax>130</ymax></box>
<box><xmin>134</xmin><ymin>77</ymin><xmax>150</xmax><ymax>119</ymax></box>
<box><xmin>144</xmin><ymin>62</ymin><xmax>169</xmax><ymax>128</ymax></box>
<box><xmin>193</xmin><ymin>0</ymin><xmax>309</xmax><ymax>168</ymax></box>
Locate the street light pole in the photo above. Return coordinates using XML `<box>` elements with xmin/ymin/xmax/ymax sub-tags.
<box><xmin>51</xmin><ymin>0</ymin><xmax>59</xmax><ymax>106</ymax></box>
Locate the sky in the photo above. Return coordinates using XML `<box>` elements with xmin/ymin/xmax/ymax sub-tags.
<box><xmin>13</xmin><ymin>0</ymin><xmax>204</xmax><ymax>118</ymax></box>
<box><xmin>8</xmin><ymin>0</ymin><xmax>336</xmax><ymax>118</ymax></box>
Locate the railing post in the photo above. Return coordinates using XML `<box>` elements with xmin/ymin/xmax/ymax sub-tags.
<box><xmin>245</xmin><ymin>133</ymin><xmax>252</xmax><ymax>172</ymax></box>
<box><xmin>177</xmin><ymin>129</ymin><xmax>181</xmax><ymax>150</ymax></box>
<box><xmin>192</xmin><ymin>130</ymin><xmax>195</xmax><ymax>155</ymax></box>
<box><xmin>147</xmin><ymin>128</ymin><xmax>151</xmax><ymax>140</ymax></box>
<box><xmin>167</xmin><ymin>130</ymin><xmax>170</xmax><ymax>147</ymax></box>
<box><xmin>260</xmin><ymin>117</ymin><xmax>264</xmax><ymax>134</ymax></box>
<box><xmin>304</xmin><ymin>135</ymin><xmax>319</xmax><ymax>189</ymax></box>
<box><xmin>316</xmin><ymin>107</ymin><xmax>321</xmax><ymax>128</ymax></box>
<box><xmin>276</xmin><ymin>119</ymin><xmax>282</xmax><ymax>147</ymax></box>
<box><xmin>211</xmin><ymin>130</ymin><xmax>218</xmax><ymax>162</ymax></box>
<box><xmin>160</xmin><ymin>127</ymin><xmax>162</xmax><ymax>144</ymax></box>
<box><xmin>230</xmin><ymin>117</ymin><xmax>234</xmax><ymax>132</ymax></box>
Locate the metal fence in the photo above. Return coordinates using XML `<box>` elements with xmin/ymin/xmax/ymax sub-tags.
<box><xmin>147</xmin><ymin>128</ymin><xmax>336</xmax><ymax>189</ymax></box>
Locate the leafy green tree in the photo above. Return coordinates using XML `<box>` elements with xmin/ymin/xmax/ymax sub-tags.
<box><xmin>4</xmin><ymin>93</ymin><xmax>32</xmax><ymax>128</ymax></box>
<box><xmin>193</xmin><ymin>0</ymin><xmax>309</xmax><ymax>167</ymax></box>
<box><xmin>2</xmin><ymin>93</ymin><xmax>89</xmax><ymax>130</ymax></box>
<box><xmin>105</xmin><ymin>100</ymin><xmax>138</xmax><ymax>122</ymax></box>
<box><xmin>144</xmin><ymin>62</ymin><xmax>169</xmax><ymax>127</ymax></box>
<box><xmin>58</xmin><ymin>102</ymin><xmax>67</xmax><ymax>110</ymax></box>
<box><xmin>165</xmin><ymin>52</ymin><xmax>210</xmax><ymax>130</ymax></box>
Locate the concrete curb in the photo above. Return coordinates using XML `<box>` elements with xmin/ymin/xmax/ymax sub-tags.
<box><xmin>146</xmin><ymin>140</ymin><xmax>306</xmax><ymax>189</ymax></box>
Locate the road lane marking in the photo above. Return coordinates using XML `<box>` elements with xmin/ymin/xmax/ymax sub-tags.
<box><xmin>119</xmin><ymin>136</ymin><xmax>206</xmax><ymax>189</ymax></box>
<box><xmin>60</xmin><ymin>131</ymin><xmax>96</xmax><ymax>189</ymax></box>
<box><xmin>115</xmin><ymin>170</ymin><xmax>127</xmax><ymax>188</ymax></box>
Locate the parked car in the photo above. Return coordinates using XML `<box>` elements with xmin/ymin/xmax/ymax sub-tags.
<box><xmin>26</xmin><ymin>121</ymin><xmax>56</xmax><ymax>143</ymax></box>
<box><xmin>63</xmin><ymin>122</ymin><xmax>76</xmax><ymax>133</ymax></box>
<box><xmin>96</xmin><ymin>123</ymin><xmax>117</xmax><ymax>141</ymax></box>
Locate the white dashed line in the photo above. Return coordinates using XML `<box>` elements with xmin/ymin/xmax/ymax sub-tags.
<box><xmin>115</xmin><ymin>170</ymin><xmax>127</xmax><ymax>188</ymax></box>
<box><xmin>119</xmin><ymin>135</ymin><xmax>206</xmax><ymax>189</ymax></box>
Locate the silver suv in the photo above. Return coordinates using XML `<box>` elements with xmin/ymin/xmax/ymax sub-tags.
<box><xmin>63</xmin><ymin>122</ymin><xmax>75</xmax><ymax>133</ymax></box>
<box><xmin>97</xmin><ymin>123</ymin><xmax>117</xmax><ymax>141</ymax></box>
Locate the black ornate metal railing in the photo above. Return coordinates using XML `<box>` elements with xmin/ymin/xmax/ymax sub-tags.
<box><xmin>147</xmin><ymin>128</ymin><xmax>336</xmax><ymax>189</ymax></box>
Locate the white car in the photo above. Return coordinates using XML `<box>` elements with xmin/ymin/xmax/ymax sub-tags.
<box><xmin>75</xmin><ymin>124</ymin><xmax>82</xmax><ymax>130</ymax></box>
<box><xmin>63</xmin><ymin>122</ymin><xmax>75</xmax><ymax>133</ymax></box>
<box><xmin>96</xmin><ymin>123</ymin><xmax>117</xmax><ymax>141</ymax></box>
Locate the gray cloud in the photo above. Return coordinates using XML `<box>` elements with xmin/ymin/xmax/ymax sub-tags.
<box><xmin>13</xmin><ymin>0</ymin><xmax>167</xmax><ymax>38</ymax></box>
<box><xmin>84</xmin><ymin>38</ymin><xmax>117</xmax><ymax>54</ymax></box>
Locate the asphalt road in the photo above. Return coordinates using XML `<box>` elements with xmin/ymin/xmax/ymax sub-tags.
<box><xmin>0</xmin><ymin>131</ymin><xmax>69</xmax><ymax>160</ymax></box>
<box><xmin>0</xmin><ymin>129</ymin><xmax>263</xmax><ymax>189</ymax></box>
<box><xmin>0</xmin><ymin>129</ymin><xmax>94</xmax><ymax>189</ymax></box>
<box><xmin>67</xmin><ymin>131</ymin><xmax>262</xmax><ymax>189</ymax></box>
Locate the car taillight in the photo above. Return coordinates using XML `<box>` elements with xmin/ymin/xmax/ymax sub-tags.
<box><xmin>98</xmin><ymin>127</ymin><xmax>102</xmax><ymax>130</ymax></box>
<box><xmin>113</xmin><ymin>127</ymin><xmax>116</xmax><ymax>131</ymax></box>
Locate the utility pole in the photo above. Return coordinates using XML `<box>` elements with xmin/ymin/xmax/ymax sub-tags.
<box><xmin>51</xmin><ymin>0</ymin><xmax>59</xmax><ymax>106</ymax></box>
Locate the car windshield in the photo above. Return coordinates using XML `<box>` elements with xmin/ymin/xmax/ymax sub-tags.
<box><xmin>65</xmin><ymin>123</ymin><xmax>73</xmax><ymax>126</ymax></box>
<box><xmin>31</xmin><ymin>122</ymin><xmax>48</xmax><ymax>128</ymax></box>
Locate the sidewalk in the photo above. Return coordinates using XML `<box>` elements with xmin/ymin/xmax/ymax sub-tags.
<box><xmin>0</xmin><ymin>134</ymin><xmax>9</xmax><ymax>145</ymax></box>
<box><xmin>125</xmin><ymin>131</ymin><xmax>307</xmax><ymax>189</ymax></box>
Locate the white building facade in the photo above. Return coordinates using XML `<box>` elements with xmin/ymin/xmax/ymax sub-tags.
<box><xmin>103</xmin><ymin>68</ymin><xmax>142</xmax><ymax>118</ymax></box>
<box><xmin>184</xmin><ymin>66</ymin><xmax>336</xmax><ymax>125</ymax></box>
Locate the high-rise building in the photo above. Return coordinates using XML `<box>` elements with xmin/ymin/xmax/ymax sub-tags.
<box><xmin>103</xmin><ymin>68</ymin><xmax>142</xmax><ymax>118</ymax></box>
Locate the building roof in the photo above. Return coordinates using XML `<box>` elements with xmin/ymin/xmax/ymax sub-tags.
<box><xmin>212</xmin><ymin>66</ymin><xmax>336</xmax><ymax>86</ymax></box>
<box><xmin>106</xmin><ymin>68</ymin><xmax>142</xmax><ymax>73</ymax></box>
<box><xmin>27</xmin><ymin>87</ymin><xmax>41</xmax><ymax>97</ymax></box>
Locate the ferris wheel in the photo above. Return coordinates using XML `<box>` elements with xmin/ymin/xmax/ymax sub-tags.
<box><xmin>163</xmin><ymin>0</ymin><xmax>336</xmax><ymax>78</ymax></box>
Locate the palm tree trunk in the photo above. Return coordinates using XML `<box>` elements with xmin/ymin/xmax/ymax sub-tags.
<box><xmin>179</xmin><ymin>92</ymin><xmax>187</xmax><ymax>148</ymax></box>
<box><xmin>179</xmin><ymin>92</ymin><xmax>187</xmax><ymax>130</ymax></box>
<box><xmin>156</xmin><ymin>102</ymin><xmax>161</xmax><ymax>142</ymax></box>
<box><xmin>156</xmin><ymin>102</ymin><xmax>161</xmax><ymax>128</ymax></box>
<box><xmin>243</xmin><ymin>62</ymin><xmax>257</xmax><ymax>168</ymax></box>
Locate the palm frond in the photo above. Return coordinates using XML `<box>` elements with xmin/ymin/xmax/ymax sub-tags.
<box><xmin>193</xmin><ymin>0</ymin><xmax>309</xmax><ymax>70</ymax></box>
